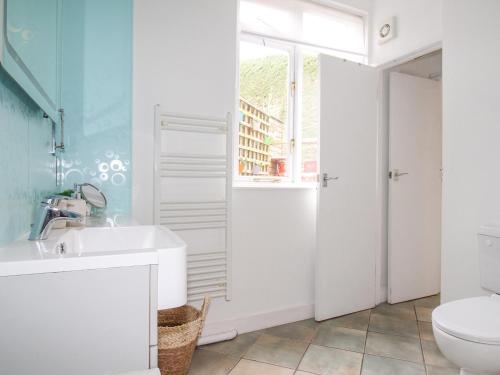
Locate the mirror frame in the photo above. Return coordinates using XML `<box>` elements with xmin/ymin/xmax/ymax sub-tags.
<box><xmin>80</xmin><ymin>183</ymin><xmax>107</xmax><ymax>209</ymax></box>
<box><xmin>0</xmin><ymin>0</ymin><xmax>61</xmax><ymax>121</ymax></box>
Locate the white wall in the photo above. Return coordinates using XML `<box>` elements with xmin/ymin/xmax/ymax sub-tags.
<box><xmin>371</xmin><ymin>0</ymin><xmax>500</xmax><ymax>303</ymax></box>
<box><xmin>370</xmin><ymin>2</ymin><xmax>443</xmax><ymax>299</ymax></box>
<box><xmin>441</xmin><ymin>0</ymin><xmax>500</xmax><ymax>303</ymax></box>
<box><xmin>133</xmin><ymin>0</ymin><xmax>374</xmax><ymax>333</ymax></box>
<box><xmin>133</xmin><ymin>0</ymin><xmax>320</xmax><ymax>334</ymax></box>
<box><xmin>132</xmin><ymin>0</ymin><xmax>238</xmax><ymax>226</ymax></box>
<box><xmin>211</xmin><ymin>188</ymin><xmax>317</xmax><ymax>331</ymax></box>
<box><xmin>134</xmin><ymin>0</ymin><xmax>500</xmax><ymax>320</ymax></box>
<box><xmin>370</xmin><ymin>0</ymin><xmax>442</xmax><ymax>66</ymax></box>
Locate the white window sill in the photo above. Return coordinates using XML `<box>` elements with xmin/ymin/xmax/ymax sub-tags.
<box><xmin>232</xmin><ymin>181</ymin><xmax>318</xmax><ymax>190</ymax></box>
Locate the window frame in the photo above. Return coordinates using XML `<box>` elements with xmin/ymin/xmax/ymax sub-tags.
<box><xmin>236</xmin><ymin>34</ymin><xmax>320</xmax><ymax>187</ymax></box>
<box><xmin>239</xmin><ymin>0</ymin><xmax>369</xmax><ymax>63</ymax></box>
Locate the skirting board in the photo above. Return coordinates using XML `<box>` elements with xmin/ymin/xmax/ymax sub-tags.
<box><xmin>199</xmin><ymin>304</ymin><xmax>314</xmax><ymax>344</ymax></box>
<box><xmin>377</xmin><ymin>285</ymin><xmax>388</xmax><ymax>305</ymax></box>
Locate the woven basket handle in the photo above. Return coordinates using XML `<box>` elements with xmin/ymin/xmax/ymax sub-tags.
<box><xmin>197</xmin><ymin>296</ymin><xmax>211</xmax><ymax>339</ymax></box>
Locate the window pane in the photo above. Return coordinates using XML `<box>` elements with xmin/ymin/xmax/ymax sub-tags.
<box><xmin>239</xmin><ymin>41</ymin><xmax>290</xmax><ymax>178</ymax></box>
<box><xmin>240</xmin><ymin>0</ymin><xmax>365</xmax><ymax>55</ymax></box>
<box><xmin>301</xmin><ymin>51</ymin><xmax>319</xmax><ymax>183</ymax></box>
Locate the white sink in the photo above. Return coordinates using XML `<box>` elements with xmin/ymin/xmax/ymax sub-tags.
<box><xmin>53</xmin><ymin>226</ymin><xmax>182</xmax><ymax>256</ymax></box>
<box><xmin>0</xmin><ymin>225</ymin><xmax>187</xmax><ymax>308</ymax></box>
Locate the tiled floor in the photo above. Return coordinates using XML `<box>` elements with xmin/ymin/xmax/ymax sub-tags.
<box><xmin>190</xmin><ymin>294</ymin><xmax>460</xmax><ymax>375</ymax></box>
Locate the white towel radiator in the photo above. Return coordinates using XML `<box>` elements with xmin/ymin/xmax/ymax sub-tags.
<box><xmin>154</xmin><ymin>107</ymin><xmax>232</xmax><ymax>302</ymax></box>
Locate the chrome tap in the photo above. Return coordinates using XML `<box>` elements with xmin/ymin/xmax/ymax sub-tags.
<box><xmin>29</xmin><ymin>196</ymin><xmax>83</xmax><ymax>241</ymax></box>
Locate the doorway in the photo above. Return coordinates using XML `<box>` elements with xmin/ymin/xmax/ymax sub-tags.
<box><xmin>314</xmin><ymin>50</ymin><xmax>442</xmax><ymax>321</ymax></box>
<box><xmin>385</xmin><ymin>50</ymin><xmax>443</xmax><ymax>304</ymax></box>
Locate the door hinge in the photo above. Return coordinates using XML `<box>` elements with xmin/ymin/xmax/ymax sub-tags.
<box><xmin>290</xmin><ymin>138</ymin><xmax>295</xmax><ymax>153</ymax></box>
<box><xmin>291</xmin><ymin>81</ymin><xmax>296</xmax><ymax>97</ymax></box>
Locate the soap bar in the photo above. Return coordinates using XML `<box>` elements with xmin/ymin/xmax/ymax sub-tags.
<box><xmin>66</xmin><ymin>199</ymin><xmax>87</xmax><ymax>217</ymax></box>
<box><xmin>66</xmin><ymin>199</ymin><xmax>87</xmax><ymax>227</ymax></box>
<box><xmin>52</xmin><ymin>200</ymin><xmax>68</xmax><ymax>229</ymax></box>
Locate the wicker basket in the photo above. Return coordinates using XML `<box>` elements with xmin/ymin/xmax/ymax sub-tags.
<box><xmin>157</xmin><ymin>297</ymin><xmax>210</xmax><ymax>375</ymax></box>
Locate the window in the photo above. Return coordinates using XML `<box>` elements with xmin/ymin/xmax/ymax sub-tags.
<box><xmin>238</xmin><ymin>40</ymin><xmax>293</xmax><ymax>179</ymax></box>
<box><xmin>300</xmin><ymin>50</ymin><xmax>319</xmax><ymax>183</ymax></box>
<box><xmin>237</xmin><ymin>0</ymin><xmax>366</xmax><ymax>184</ymax></box>
<box><xmin>238</xmin><ymin>38</ymin><xmax>319</xmax><ymax>183</ymax></box>
<box><xmin>240</xmin><ymin>0</ymin><xmax>366</xmax><ymax>60</ymax></box>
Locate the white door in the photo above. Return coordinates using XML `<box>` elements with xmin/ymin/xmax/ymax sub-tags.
<box><xmin>315</xmin><ymin>55</ymin><xmax>378</xmax><ymax>321</ymax></box>
<box><xmin>388</xmin><ymin>72</ymin><xmax>442</xmax><ymax>304</ymax></box>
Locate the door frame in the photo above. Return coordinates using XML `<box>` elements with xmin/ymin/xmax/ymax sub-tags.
<box><xmin>374</xmin><ymin>42</ymin><xmax>443</xmax><ymax>304</ymax></box>
<box><xmin>387</xmin><ymin>71</ymin><xmax>442</xmax><ymax>303</ymax></box>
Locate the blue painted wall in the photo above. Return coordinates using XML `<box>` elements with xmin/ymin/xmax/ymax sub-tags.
<box><xmin>0</xmin><ymin>68</ymin><xmax>55</xmax><ymax>246</ymax></box>
<box><xmin>61</xmin><ymin>0</ymin><xmax>133</xmax><ymax>215</ymax></box>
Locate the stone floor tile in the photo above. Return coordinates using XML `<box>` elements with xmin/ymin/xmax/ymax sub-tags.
<box><xmin>189</xmin><ymin>349</ymin><xmax>239</xmax><ymax>375</ymax></box>
<box><xmin>244</xmin><ymin>334</ymin><xmax>309</xmax><ymax>369</ymax></box>
<box><xmin>372</xmin><ymin>302</ymin><xmax>416</xmax><ymax>321</ymax></box>
<box><xmin>361</xmin><ymin>354</ymin><xmax>426</xmax><ymax>375</ymax></box>
<box><xmin>201</xmin><ymin>332</ymin><xmax>261</xmax><ymax>358</ymax></box>
<box><xmin>426</xmin><ymin>365</ymin><xmax>460</xmax><ymax>375</ymax></box>
<box><xmin>298</xmin><ymin>345</ymin><xmax>363</xmax><ymax>375</ymax></box>
<box><xmin>415</xmin><ymin>307</ymin><xmax>433</xmax><ymax>322</ymax></box>
<box><xmin>264</xmin><ymin>320</ymin><xmax>318</xmax><ymax>343</ymax></box>
<box><xmin>365</xmin><ymin>332</ymin><xmax>423</xmax><ymax>363</ymax></box>
<box><xmin>321</xmin><ymin>310</ymin><xmax>371</xmax><ymax>331</ymax></box>
<box><xmin>418</xmin><ymin>321</ymin><xmax>435</xmax><ymax>341</ymax></box>
<box><xmin>421</xmin><ymin>340</ymin><xmax>459</xmax><ymax>369</ymax></box>
<box><xmin>414</xmin><ymin>295</ymin><xmax>440</xmax><ymax>309</ymax></box>
<box><xmin>229</xmin><ymin>359</ymin><xmax>294</xmax><ymax>375</ymax></box>
<box><xmin>369</xmin><ymin>313</ymin><xmax>419</xmax><ymax>338</ymax></box>
<box><xmin>313</xmin><ymin>325</ymin><xmax>366</xmax><ymax>353</ymax></box>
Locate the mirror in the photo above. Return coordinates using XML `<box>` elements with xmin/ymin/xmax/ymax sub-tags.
<box><xmin>0</xmin><ymin>0</ymin><xmax>61</xmax><ymax>120</ymax></box>
<box><xmin>80</xmin><ymin>183</ymin><xmax>107</xmax><ymax>209</ymax></box>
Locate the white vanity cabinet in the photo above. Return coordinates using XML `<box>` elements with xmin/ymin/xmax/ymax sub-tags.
<box><xmin>0</xmin><ymin>265</ymin><xmax>158</xmax><ymax>375</ymax></box>
<box><xmin>0</xmin><ymin>225</ymin><xmax>187</xmax><ymax>374</ymax></box>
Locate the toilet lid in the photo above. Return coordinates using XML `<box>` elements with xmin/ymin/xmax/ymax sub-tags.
<box><xmin>432</xmin><ymin>295</ymin><xmax>500</xmax><ymax>345</ymax></box>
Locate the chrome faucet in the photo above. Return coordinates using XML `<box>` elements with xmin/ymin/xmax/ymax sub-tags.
<box><xmin>29</xmin><ymin>196</ymin><xmax>83</xmax><ymax>241</ymax></box>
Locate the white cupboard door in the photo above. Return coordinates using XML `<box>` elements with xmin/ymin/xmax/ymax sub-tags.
<box><xmin>315</xmin><ymin>55</ymin><xmax>378</xmax><ymax>321</ymax></box>
<box><xmin>388</xmin><ymin>72</ymin><xmax>442</xmax><ymax>304</ymax></box>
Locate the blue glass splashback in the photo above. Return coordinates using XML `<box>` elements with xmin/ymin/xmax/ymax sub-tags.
<box><xmin>0</xmin><ymin>0</ymin><xmax>132</xmax><ymax>246</ymax></box>
<box><xmin>0</xmin><ymin>68</ymin><xmax>54</xmax><ymax>247</ymax></box>
<box><xmin>60</xmin><ymin>0</ymin><xmax>133</xmax><ymax>215</ymax></box>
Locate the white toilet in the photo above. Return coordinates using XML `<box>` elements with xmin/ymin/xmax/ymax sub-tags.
<box><xmin>432</xmin><ymin>225</ymin><xmax>500</xmax><ymax>375</ymax></box>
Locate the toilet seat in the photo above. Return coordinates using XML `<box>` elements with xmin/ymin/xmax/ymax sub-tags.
<box><xmin>432</xmin><ymin>295</ymin><xmax>500</xmax><ymax>345</ymax></box>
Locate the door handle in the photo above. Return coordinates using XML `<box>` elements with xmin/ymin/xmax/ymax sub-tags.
<box><xmin>322</xmin><ymin>173</ymin><xmax>339</xmax><ymax>187</ymax></box>
<box><xmin>389</xmin><ymin>169</ymin><xmax>409</xmax><ymax>181</ymax></box>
